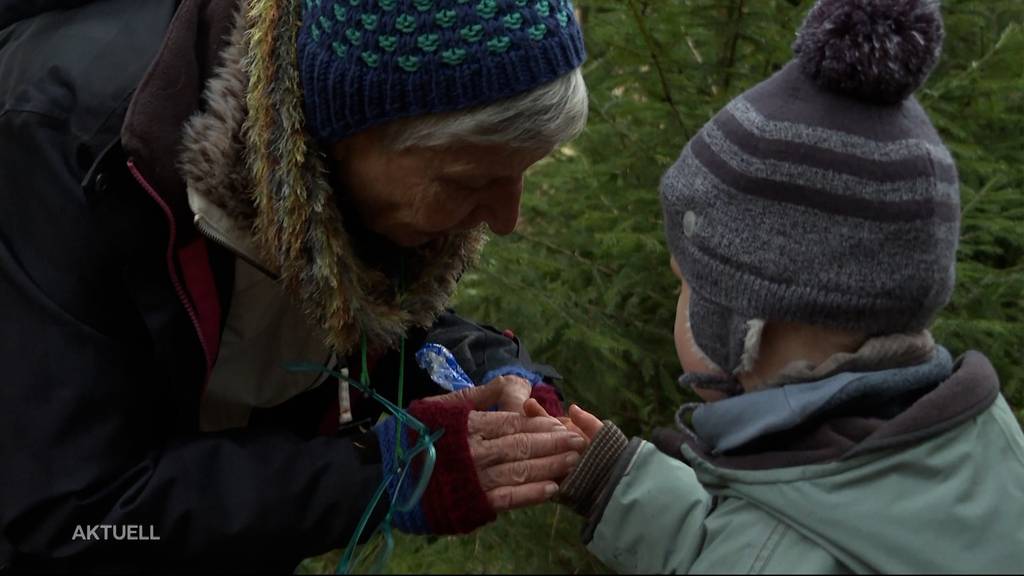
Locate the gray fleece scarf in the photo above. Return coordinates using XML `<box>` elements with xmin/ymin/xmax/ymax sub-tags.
<box><xmin>677</xmin><ymin>331</ymin><xmax>948</xmax><ymax>454</ymax></box>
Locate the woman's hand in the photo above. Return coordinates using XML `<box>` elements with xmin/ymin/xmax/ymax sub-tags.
<box><xmin>422</xmin><ymin>376</ymin><xmax>585</xmax><ymax>511</ymax></box>
<box><xmin>467</xmin><ymin>410</ymin><xmax>583</xmax><ymax>510</ymax></box>
<box><xmin>427</xmin><ymin>374</ymin><xmax>533</xmax><ymax>413</ymax></box>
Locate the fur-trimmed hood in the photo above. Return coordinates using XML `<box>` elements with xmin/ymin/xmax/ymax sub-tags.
<box><xmin>179</xmin><ymin>1</ymin><xmax>486</xmax><ymax>355</ymax></box>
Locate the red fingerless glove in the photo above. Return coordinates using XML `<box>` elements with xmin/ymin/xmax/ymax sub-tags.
<box><xmin>530</xmin><ymin>383</ymin><xmax>564</xmax><ymax>417</ymax></box>
<box><xmin>407</xmin><ymin>399</ymin><xmax>497</xmax><ymax>534</ymax></box>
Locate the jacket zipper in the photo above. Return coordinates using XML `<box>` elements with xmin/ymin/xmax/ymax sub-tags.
<box><xmin>193</xmin><ymin>215</ymin><xmax>279</xmax><ymax>280</ymax></box>
<box><xmin>127</xmin><ymin>159</ymin><xmax>214</xmax><ymax>377</ymax></box>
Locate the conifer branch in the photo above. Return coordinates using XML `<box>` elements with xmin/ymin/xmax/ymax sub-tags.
<box><xmin>625</xmin><ymin>0</ymin><xmax>686</xmax><ymax>129</ymax></box>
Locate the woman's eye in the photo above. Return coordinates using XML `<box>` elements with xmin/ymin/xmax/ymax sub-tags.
<box><xmin>462</xmin><ymin>179</ymin><xmax>491</xmax><ymax>190</ymax></box>
<box><xmin>446</xmin><ymin>178</ymin><xmax>490</xmax><ymax>193</ymax></box>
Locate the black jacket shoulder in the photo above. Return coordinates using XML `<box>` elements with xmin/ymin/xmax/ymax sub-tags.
<box><xmin>0</xmin><ymin>0</ymin><xmax>178</xmax><ymax>180</ymax></box>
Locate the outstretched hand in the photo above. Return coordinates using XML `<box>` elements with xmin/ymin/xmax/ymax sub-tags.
<box><xmin>423</xmin><ymin>375</ymin><xmax>585</xmax><ymax>511</ymax></box>
<box><xmin>525</xmin><ymin>399</ymin><xmax>605</xmax><ymax>444</ymax></box>
<box><xmin>466</xmin><ymin>410</ymin><xmax>583</xmax><ymax>511</ymax></box>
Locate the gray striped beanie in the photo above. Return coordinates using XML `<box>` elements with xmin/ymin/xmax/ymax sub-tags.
<box><xmin>660</xmin><ymin>0</ymin><xmax>960</xmax><ymax>376</ymax></box>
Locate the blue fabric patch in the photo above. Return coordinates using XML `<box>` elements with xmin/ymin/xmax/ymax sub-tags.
<box><xmin>481</xmin><ymin>365</ymin><xmax>544</xmax><ymax>387</ymax></box>
<box><xmin>416</xmin><ymin>343</ymin><xmax>475</xmax><ymax>392</ymax></box>
<box><xmin>372</xmin><ymin>418</ymin><xmax>431</xmax><ymax>534</ymax></box>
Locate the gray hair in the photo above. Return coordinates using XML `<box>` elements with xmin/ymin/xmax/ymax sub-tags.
<box><xmin>384</xmin><ymin>68</ymin><xmax>588</xmax><ymax>150</ymax></box>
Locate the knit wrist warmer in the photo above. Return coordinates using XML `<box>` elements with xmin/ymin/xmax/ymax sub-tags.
<box><xmin>372</xmin><ymin>418</ymin><xmax>431</xmax><ymax>534</ymax></box>
<box><xmin>407</xmin><ymin>399</ymin><xmax>497</xmax><ymax>534</ymax></box>
<box><xmin>529</xmin><ymin>383</ymin><xmax>564</xmax><ymax>417</ymax></box>
<box><xmin>555</xmin><ymin>421</ymin><xmax>629</xmax><ymax>516</ymax></box>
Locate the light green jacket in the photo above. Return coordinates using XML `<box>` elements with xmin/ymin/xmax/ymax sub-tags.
<box><xmin>587</xmin><ymin>354</ymin><xmax>1024</xmax><ymax>574</ymax></box>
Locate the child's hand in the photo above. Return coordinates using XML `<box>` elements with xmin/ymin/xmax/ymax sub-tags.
<box><xmin>566</xmin><ymin>404</ymin><xmax>604</xmax><ymax>441</ymax></box>
<box><xmin>524</xmin><ymin>399</ymin><xmax>605</xmax><ymax>445</ymax></box>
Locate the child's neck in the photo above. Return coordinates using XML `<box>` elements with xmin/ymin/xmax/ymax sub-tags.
<box><xmin>738</xmin><ymin>322</ymin><xmax>866</xmax><ymax>391</ymax></box>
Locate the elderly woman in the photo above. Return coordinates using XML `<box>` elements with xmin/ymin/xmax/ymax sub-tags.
<box><xmin>0</xmin><ymin>0</ymin><xmax>587</xmax><ymax>571</ymax></box>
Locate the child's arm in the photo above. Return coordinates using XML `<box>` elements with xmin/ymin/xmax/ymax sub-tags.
<box><xmin>539</xmin><ymin>403</ymin><xmax>714</xmax><ymax>573</ymax></box>
<box><xmin>582</xmin><ymin>435</ymin><xmax>713</xmax><ymax>573</ymax></box>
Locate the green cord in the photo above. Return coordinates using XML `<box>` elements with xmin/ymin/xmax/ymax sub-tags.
<box><xmin>288</xmin><ymin>360</ymin><xmax>441</xmax><ymax>574</ymax></box>
<box><xmin>315</xmin><ymin>253</ymin><xmax>414</xmax><ymax>573</ymax></box>
<box><xmin>360</xmin><ymin>332</ymin><xmax>371</xmax><ymax>388</ymax></box>
<box><xmin>395</xmin><ymin>254</ymin><xmax>406</xmax><ymax>462</ymax></box>
<box><xmin>336</xmin><ymin>477</ymin><xmax>390</xmax><ymax>573</ymax></box>
<box><xmin>395</xmin><ymin>336</ymin><xmax>405</xmax><ymax>463</ymax></box>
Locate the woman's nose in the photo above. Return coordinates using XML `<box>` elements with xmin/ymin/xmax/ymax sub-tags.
<box><xmin>481</xmin><ymin>178</ymin><xmax>523</xmax><ymax>236</ymax></box>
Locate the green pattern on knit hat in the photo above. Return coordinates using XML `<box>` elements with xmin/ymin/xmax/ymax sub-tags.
<box><xmin>379</xmin><ymin>35</ymin><xmax>398</xmax><ymax>51</ymax></box>
<box><xmin>441</xmin><ymin>47</ymin><xmax>467</xmax><ymax>65</ymax></box>
<box><xmin>397</xmin><ymin>55</ymin><xmax>421</xmax><ymax>71</ymax></box>
<box><xmin>396</xmin><ymin>13</ymin><xmax>417</xmax><ymax>32</ymax></box>
<box><xmin>361</xmin><ymin>51</ymin><xmax>381</xmax><ymax>66</ymax></box>
<box><xmin>460</xmin><ymin>25</ymin><xmax>484</xmax><ymax>42</ymax></box>
<box><xmin>486</xmin><ymin>35</ymin><xmax>511</xmax><ymax>53</ymax></box>
<box><xmin>476</xmin><ymin>0</ymin><xmax>498</xmax><ymax>18</ymax></box>
<box><xmin>306</xmin><ymin>0</ymin><xmax>577</xmax><ymax>76</ymax></box>
<box><xmin>435</xmin><ymin>9</ymin><xmax>458</xmax><ymax>27</ymax></box>
<box><xmin>417</xmin><ymin>33</ymin><xmax>440</xmax><ymax>52</ymax></box>
<box><xmin>299</xmin><ymin>0</ymin><xmax>585</xmax><ymax>142</ymax></box>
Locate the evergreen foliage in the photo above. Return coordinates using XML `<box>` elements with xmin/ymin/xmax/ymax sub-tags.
<box><xmin>456</xmin><ymin>0</ymin><xmax>1024</xmax><ymax>435</ymax></box>
<box><xmin>305</xmin><ymin>0</ymin><xmax>1023</xmax><ymax>572</ymax></box>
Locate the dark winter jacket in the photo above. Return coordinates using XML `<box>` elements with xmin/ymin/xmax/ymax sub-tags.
<box><xmin>0</xmin><ymin>1</ymin><xmax>556</xmax><ymax>571</ymax></box>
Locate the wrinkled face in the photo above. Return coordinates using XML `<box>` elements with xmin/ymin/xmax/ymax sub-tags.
<box><xmin>331</xmin><ymin>129</ymin><xmax>552</xmax><ymax>247</ymax></box>
<box><xmin>671</xmin><ymin>257</ymin><xmax>722</xmax><ymax>382</ymax></box>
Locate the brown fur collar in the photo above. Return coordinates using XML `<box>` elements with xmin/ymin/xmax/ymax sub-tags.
<box><xmin>179</xmin><ymin>2</ymin><xmax>486</xmax><ymax>355</ymax></box>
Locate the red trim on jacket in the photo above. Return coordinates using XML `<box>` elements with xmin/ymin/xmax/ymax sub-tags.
<box><xmin>177</xmin><ymin>236</ymin><xmax>222</xmax><ymax>369</ymax></box>
<box><xmin>128</xmin><ymin>159</ymin><xmax>221</xmax><ymax>387</ymax></box>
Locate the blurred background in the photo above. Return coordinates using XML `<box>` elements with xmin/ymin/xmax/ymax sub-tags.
<box><xmin>303</xmin><ymin>0</ymin><xmax>1024</xmax><ymax>572</ymax></box>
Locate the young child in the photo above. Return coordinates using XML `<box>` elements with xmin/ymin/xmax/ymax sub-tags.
<box><xmin>538</xmin><ymin>0</ymin><xmax>1024</xmax><ymax>572</ymax></box>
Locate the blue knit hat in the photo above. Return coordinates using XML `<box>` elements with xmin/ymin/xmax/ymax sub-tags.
<box><xmin>298</xmin><ymin>0</ymin><xmax>586</xmax><ymax>143</ymax></box>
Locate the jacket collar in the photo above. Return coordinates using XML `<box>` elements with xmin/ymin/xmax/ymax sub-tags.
<box><xmin>690</xmin><ymin>346</ymin><xmax>954</xmax><ymax>456</ymax></box>
<box><xmin>668</xmin><ymin>348</ymin><xmax>1001</xmax><ymax>470</ymax></box>
<box><xmin>121</xmin><ymin>0</ymin><xmax>239</xmax><ymax>241</ymax></box>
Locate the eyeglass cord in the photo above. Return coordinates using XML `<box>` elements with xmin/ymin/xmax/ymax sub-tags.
<box><xmin>287</xmin><ymin>255</ymin><xmax>438</xmax><ymax>574</ymax></box>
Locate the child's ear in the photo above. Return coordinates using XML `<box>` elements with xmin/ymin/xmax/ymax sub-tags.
<box><xmin>669</xmin><ymin>256</ymin><xmax>683</xmax><ymax>280</ymax></box>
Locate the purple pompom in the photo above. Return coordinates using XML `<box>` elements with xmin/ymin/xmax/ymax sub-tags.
<box><xmin>793</xmin><ymin>0</ymin><xmax>944</xmax><ymax>104</ymax></box>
